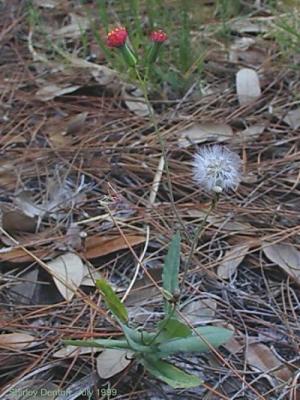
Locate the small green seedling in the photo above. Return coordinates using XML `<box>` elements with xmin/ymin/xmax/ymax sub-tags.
<box><xmin>63</xmin><ymin>232</ymin><xmax>232</xmax><ymax>388</ymax></box>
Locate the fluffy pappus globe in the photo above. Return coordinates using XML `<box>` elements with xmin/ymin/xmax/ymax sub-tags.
<box><xmin>193</xmin><ymin>145</ymin><xmax>242</xmax><ymax>193</ymax></box>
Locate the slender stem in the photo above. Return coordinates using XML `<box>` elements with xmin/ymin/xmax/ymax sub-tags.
<box><xmin>134</xmin><ymin>68</ymin><xmax>189</xmax><ymax>239</ymax></box>
<box><xmin>147</xmin><ymin>304</ymin><xmax>176</xmax><ymax>346</ymax></box>
<box><xmin>180</xmin><ymin>194</ymin><xmax>219</xmax><ymax>298</ymax></box>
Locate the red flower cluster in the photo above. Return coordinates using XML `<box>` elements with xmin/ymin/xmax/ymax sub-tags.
<box><xmin>107</xmin><ymin>27</ymin><xmax>128</xmax><ymax>48</ymax></box>
<box><xmin>150</xmin><ymin>30</ymin><xmax>168</xmax><ymax>43</ymax></box>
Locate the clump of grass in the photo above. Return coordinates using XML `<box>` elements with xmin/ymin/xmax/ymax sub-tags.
<box><xmin>271</xmin><ymin>11</ymin><xmax>300</xmax><ymax>64</ymax></box>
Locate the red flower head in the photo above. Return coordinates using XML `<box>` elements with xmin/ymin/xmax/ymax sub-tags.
<box><xmin>107</xmin><ymin>26</ymin><xmax>128</xmax><ymax>48</ymax></box>
<box><xmin>150</xmin><ymin>30</ymin><xmax>168</xmax><ymax>43</ymax></box>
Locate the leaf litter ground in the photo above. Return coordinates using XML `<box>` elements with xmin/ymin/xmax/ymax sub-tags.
<box><xmin>0</xmin><ymin>1</ymin><xmax>299</xmax><ymax>399</ymax></box>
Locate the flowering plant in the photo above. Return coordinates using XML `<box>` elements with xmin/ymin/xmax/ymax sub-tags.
<box><xmin>64</xmin><ymin>233</ymin><xmax>232</xmax><ymax>388</ymax></box>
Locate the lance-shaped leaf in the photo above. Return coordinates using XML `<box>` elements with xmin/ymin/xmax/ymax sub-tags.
<box><xmin>63</xmin><ymin>338</ymin><xmax>130</xmax><ymax>350</ymax></box>
<box><xmin>157</xmin><ymin>318</ymin><xmax>192</xmax><ymax>341</ymax></box>
<box><xmin>142</xmin><ymin>356</ymin><xmax>202</xmax><ymax>388</ymax></box>
<box><xmin>96</xmin><ymin>279</ymin><xmax>128</xmax><ymax>323</ymax></box>
<box><xmin>162</xmin><ymin>232</ymin><xmax>181</xmax><ymax>314</ymax></box>
<box><xmin>157</xmin><ymin>326</ymin><xmax>233</xmax><ymax>356</ymax></box>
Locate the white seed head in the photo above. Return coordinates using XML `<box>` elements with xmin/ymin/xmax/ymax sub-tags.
<box><xmin>193</xmin><ymin>145</ymin><xmax>242</xmax><ymax>193</ymax></box>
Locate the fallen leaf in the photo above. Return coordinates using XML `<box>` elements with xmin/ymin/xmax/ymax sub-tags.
<box><xmin>33</xmin><ymin>0</ymin><xmax>60</xmax><ymax>8</ymax></box>
<box><xmin>81</xmin><ymin>265</ymin><xmax>103</xmax><ymax>286</ymax></box>
<box><xmin>53</xmin><ymin>345</ymin><xmax>100</xmax><ymax>358</ymax></box>
<box><xmin>83</xmin><ymin>234</ymin><xmax>145</xmax><ymax>259</ymax></box>
<box><xmin>1</xmin><ymin>205</ymin><xmax>37</xmax><ymax>233</ymax></box>
<box><xmin>234</xmin><ymin>124</ymin><xmax>265</xmax><ymax>143</ymax></box>
<box><xmin>283</xmin><ymin>108</ymin><xmax>300</xmax><ymax>130</ymax></box>
<box><xmin>263</xmin><ymin>242</ymin><xmax>300</xmax><ymax>285</ymax></box>
<box><xmin>236</xmin><ymin>68</ymin><xmax>261</xmax><ymax>106</ymax></box>
<box><xmin>96</xmin><ymin>349</ymin><xmax>133</xmax><ymax>379</ymax></box>
<box><xmin>10</xmin><ymin>268</ymin><xmax>39</xmax><ymax>305</ymax></box>
<box><xmin>181</xmin><ymin>298</ymin><xmax>217</xmax><ymax>325</ymax></box>
<box><xmin>53</xmin><ymin>14</ymin><xmax>90</xmax><ymax>39</ymax></box>
<box><xmin>0</xmin><ymin>333</ymin><xmax>38</xmax><ymax>350</ymax></box>
<box><xmin>246</xmin><ymin>343</ymin><xmax>292</xmax><ymax>384</ymax></box>
<box><xmin>231</xmin><ymin>18</ymin><xmax>270</xmax><ymax>34</ymax></box>
<box><xmin>66</xmin><ymin>112</ymin><xmax>88</xmax><ymax>134</ymax></box>
<box><xmin>36</xmin><ymin>84</ymin><xmax>81</xmax><ymax>101</ymax></box>
<box><xmin>217</xmin><ymin>244</ymin><xmax>249</xmax><ymax>280</ymax></box>
<box><xmin>177</xmin><ymin>123</ymin><xmax>233</xmax><ymax>148</ymax></box>
<box><xmin>125</xmin><ymin>267</ymin><xmax>162</xmax><ymax>307</ymax></box>
<box><xmin>187</xmin><ymin>210</ymin><xmax>254</xmax><ymax>232</ymax></box>
<box><xmin>47</xmin><ymin>252</ymin><xmax>85</xmax><ymax>301</ymax></box>
<box><xmin>0</xmin><ymin>246</ymin><xmax>47</xmax><ymax>263</ymax></box>
<box><xmin>223</xmin><ymin>337</ymin><xmax>245</xmax><ymax>354</ymax></box>
<box><xmin>122</xmin><ymin>87</ymin><xmax>152</xmax><ymax>117</ymax></box>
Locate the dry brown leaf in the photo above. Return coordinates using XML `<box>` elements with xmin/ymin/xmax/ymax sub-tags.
<box><xmin>47</xmin><ymin>252</ymin><xmax>85</xmax><ymax>301</ymax></box>
<box><xmin>66</xmin><ymin>112</ymin><xmax>88</xmax><ymax>134</ymax></box>
<box><xmin>246</xmin><ymin>343</ymin><xmax>292</xmax><ymax>384</ymax></box>
<box><xmin>123</xmin><ymin>87</ymin><xmax>151</xmax><ymax>117</ymax></box>
<box><xmin>223</xmin><ymin>337</ymin><xmax>245</xmax><ymax>354</ymax></box>
<box><xmin>0</xmin><ymin>246</ymin><xmax>47</xmax><ymax>263</ymax></box>
<box><xmin>231</xmin><ymin>18</ymin><xmax>270</xmax><ymax>34</ymax></box>
<box><xmin>283</xmin><ymin>108</ymin><xmax>300</xmax><ymax>130</ymax></box>
<box><xmin>177</xmin><ymin>123</ymin><xmax>233</xmax><ymax>148</ymax></box>
<box><xmin>236</xmin><ymin>68</ymin><xmax>261</xmax><ymax>106</ymax></box>
<box><xmin>217</xmin><ymin>244</ymin><xmax>249</xmax><ymax>280</ymax></box>
<box><xmin>53</xmin><ymin>14</ymin><xmax>90</xmax><ymax>39</ymax></box>
<box><xmin>0</xmin><ymin>333</ymin><xmax>38</xmax><ymax>350</ymax></box>
<box><xmin>96</xmin><ymin>349</ymin><xmax>133</xmax><ymax>379</ymax></box>
<box><xmin>187</xmin><ymin>210</ymin><xmax>253</xmax><ymax>232</ymax></box>
<box><xmin>36</xmin><ymin>84</ymin><xmax>81</xmax><ymax>101</ymax></box>
<box><xmin>263</xmin><ymin>242</ymin><xmax>300</xmax><ymax>285</ymax></box>
<box><xmin>53</xmin><ymin>345</ymin><xmax>100</xmax><ymax>358</ymax></box>
<box><xmin>181</xmin><ymin>298</ymin><xmax>217</xmax><ymax>325</ymax></box>
<box><xmin>1</xmin><ymin>205</ymin><xmax>37</xmax><ymax>233</ymax></box>
<box><xmin>33</xmin><ymin>0</ymin><xmax>60</xmax><ymax>8</ymax></box>
<box><xmin>125</xmin><ymin>267</ymin><xmax>162</xmax><ymax>307</ymax></box>
<box><xmin>83</xmin><ymin>234</ymin><xmax>145</xmax><ymax>259</ymax></box>
<box><xmin>81</xmin><ymin>264</ymin><xmax>103</xmax><ymax>286</ymax></box>
<box><xmin>234</xmin><ymin>124</ymin><xmax>265</xmax><ymax>143</ymax></box>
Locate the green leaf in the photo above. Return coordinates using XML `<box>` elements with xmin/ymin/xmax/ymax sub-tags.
<box><xmin>162</xmin><ymin>232</ymin><xmax>181</xmax><ymax>314</ymax></box>
<box><xmin>120</xmin><ymin>323</ymin><xmax>153</xmax><ymax>353</ymax></box>
<box><xmin>142</xmin><ymin>356</ymin><xmax>202</xmax><ymax>388</ymax></box>
<box><xmin>157</xmin><ymin>318</ymin><xmax>192</xmax><ymax>341</ymax></box>
<box><xmin>157</xmin><ymin>326</ymin><xmax>233</xmax><ymax>356</ymax></box>
<box><xmin>63</xmin><ymin>339</ymin><xmax>130</xmax><ymax>350</ymax></box>
<box><xmin>96</xmin><ymin>279</ymin><xmax>128</xmax><ymax>323</ymax></box>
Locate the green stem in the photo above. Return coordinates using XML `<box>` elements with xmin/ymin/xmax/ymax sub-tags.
<box><xmin>134</xmin><ymin>68</ymin><xmax>189</xmax><ymax>239</ymax></box>
<box><xmin>180</xmin><ymin>194</ymin><xmax>219</xmax><ymax>298</ymax></box>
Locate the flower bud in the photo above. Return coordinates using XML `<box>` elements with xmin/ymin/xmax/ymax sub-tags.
<box><xmin>107</xmin><ymin>26</ymin><xmax>128</xmax><ymax>48</ymax></box>
<box><xmin>147</xmin><ymin>29</ymin><xmax>168</xmax><ymax>64</ymax></box>
<box><xmin>107</xmin><ymin>27</ymin><xmax>137</xmax><ymax>67</ymax></box>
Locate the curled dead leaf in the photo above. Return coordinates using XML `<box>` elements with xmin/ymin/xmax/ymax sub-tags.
<box><xmin>217</xmin><ymin>244</ymin><xmax>249</xmax><ymax>280</ymax></box>
<box><xmin>263</xmin><ymin>242</ymin><xmax>300</xmax><ymax>285</ymax></box>
<box><xmin>246</xmin><ymin>343</ymin><xmax>292</xmax><ymax>385</ymax></box>
<box><xmin>47</xmin><ymin>252</ymin><xmax>85</xmax><ymax>301</ymax></box>
<box><xmin>96</xmin><ymin>349</ymin><xmax>133</xmax><ymax>379</ymax></box>
<box><xmin>177</xmin><ymin>123</ymin><xmax>233</xmax><ymax>148</ymax></box>
<box><xmin>0</xmin><ymin>333</ymin><xmax>38</xmax><ymax>350</ymax></box>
